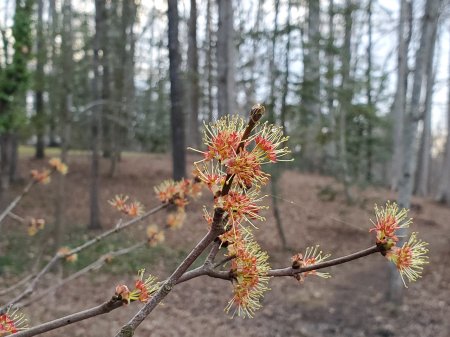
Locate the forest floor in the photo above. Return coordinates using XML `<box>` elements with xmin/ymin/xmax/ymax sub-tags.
<box><xmin>0</xmin><ymin>152</ymin><xmax>449</xmax><ymax>337</ymax></box>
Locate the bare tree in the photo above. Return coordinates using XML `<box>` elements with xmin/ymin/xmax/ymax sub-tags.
<box><xmin>168</xmin><ymin>0</ymin><xmax>186</xmax><ymax>179</ymax></box>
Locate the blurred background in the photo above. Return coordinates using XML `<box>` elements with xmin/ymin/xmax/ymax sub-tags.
<box><xmin>0</xmin><ymin>0</ymin><xmax>449</xmax><ymax>336</ymax></box>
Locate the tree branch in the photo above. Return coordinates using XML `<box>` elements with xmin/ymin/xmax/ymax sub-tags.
<box><xmin>7</xmin><ymin>244</ymin><xmax>382</xmax><ymax>337</ymax></box>
<box><xmin>268</xmin><ymin>245</ymin><xmax>382</xmax><ymax>277</ymax></box>
<box><xmin>0</xmin><ymin>204</ymin><xmax>166</xmax><ymax>311</ymax></box>
<box><xmin>10</xmin><ymin>298</ymin><xmax>123</xmax><ymax>337</ymax></box>
<box><xmin>114</xmin><ymin>227</ymin><xmax>222</xmax><ymax>337</ymax></box>
<box><xmin>17</xmin><ymin>242</ymin><xmax>146</xmax><ymax>308</ymax></box>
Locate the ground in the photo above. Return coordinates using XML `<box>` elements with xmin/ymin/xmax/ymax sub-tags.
<box><xmin>1</xmin><ymin>152</ymin><xmax>449</xmax><ymax>337</ymax></box>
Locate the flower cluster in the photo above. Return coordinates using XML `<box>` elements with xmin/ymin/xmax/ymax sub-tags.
<box><xmin>108</xmin><ymin>195</ymin><xmax>145</xmax><ymax>217</ymax></box>
<box><xmin>386</xmin><ymin>232</ymin><xmax>429</xmax><ymax>287</ymax></box>
<box><xmin>146</xmin><ymin>224</ymin><xmax>165</xmax><ymax>247</ymax></box>
<box><xmin>192</xmin><ymin>112</ymin><xmax>289</xmax><ymax>235</ymax></box>
<box><xmin>189</xmin><ymin>106</ymin><xmax>290</xmax><ymax>316</ymax></box>
<box><xmin>369</xmin><ymin>201</ymin><xmax>412</xmax><ymax>249</ymax></box>
<box><xmin>30</xmin><ymin>158</ymin><xmax>68</xmax><ymax>184</ymax></box>
<box><xmin>225</xmin><ymin>233</ymin><xmax>271</xmax><ymax>318</ymax></box>
<box><xmin>115</xmin><ymin>269</ymin><xmax>159</xmax><ymax>304</ymax></box>
<box><xmin>48</xmin><ymin>157</ymin><xmax>68</xmax><ymax>175</ymax></box>
<box><xmin>369</xmin><ymin>202</ymin><xmax>429</xmax><ymax>286</ymax></box>
<box><xmin>0</xmin><ymin>307</ymin><xmax>28</xmax><ymax>335</ymax></box>
<box><xmin>57</xmin><ymin>247</ymin><xmax>78</xmax><ymax>263</ymax></box>
<box><xmin>27</xmin><ymin>217</ymin><xmax>45</xmax><ymax>236</ymax></box>
<box><xmin>30</xmin><ymin>169</ymin><xmax>51</xmax><ymax>184</ymax></box>
<box><xmin>291</xmin><ymin>245</ymin><xmax>331</xmax><ymax>282</ymax></box>
<box><xmin>154</xmin><ymin>178</ymin><xmax>202</xmax><ymax>229</ymax></box>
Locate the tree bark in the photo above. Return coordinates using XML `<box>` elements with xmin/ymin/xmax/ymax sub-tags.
<box><xmin>168</xmin><ymin>0</ymin><xmax>186</xmax><ymax>180</ymax></box>
<box><xmin>280</xmin><ymin>0</ymin><xmax>292</xmax><ymax>135</ymax></box>
<box><xmin>301</xmin><ymin>0</ymin><xmax>321</xmax><ymax>171</ymax></box>
<box><xmin>206</xmin><ymin>0</ymin><xmax>214</xmax><ymax>123</ymax></box>
<box><xmin>35</xmin><ymin>0</ymin><xmax>45</xmax><ymax>159</ymax></box>
<box><xmin>89</xmin><ymin>0</ymin><xmax>106</xmax><ymax>230</ymax></box>
<box><xmin>414</xmin><ymin>20</ymin><xmax>438</xmax><ymax>197</ymax></box>
<box><xmin>390</xmin><ymin>0</ymin><xmax>412</xmax><ymax>190</ymax></box>
<box><xmin>365</xmin><ymin>0</ymin><xmax>373</xmax><ymax>182</ymax></box>
<box><xmin>436</xmin><ymin>26</ymin><xmax>450</xmax><ymax>203</ymax></box>
<box><xmin>217</xmin><ymin>0</ymin><xmax>235</xmax><ymax>117</ymax></box>
<box><xmin>267</xmin><ymin>0</ymin><xmax>280</xmax><ymax>124</ymax></box>
<box><xmin>338</xmin><ymin>0</ymin><xmax>354</xmax><ymax>203</ymax></box>
<box><xmin>186</xmin><ymin>0</ymin><xmax>200</xmax><ymax>148</ymax></box>
<box><xmin>392</xmin><ymin>0</ymin><xmax>442</xmax><ymax>301</ymax></box>
<box><xmin>55</xmin><ymin>0</ymin><xmax>73</xmax><ymax>249</ymax></box>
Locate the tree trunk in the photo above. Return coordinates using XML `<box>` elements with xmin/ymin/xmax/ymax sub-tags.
<box><xmin>267</xmin><ymin>0</ymin><xmax>280</xmax><ymax>124</ymax></box>
<box><xmin>280</xmin><ymin>0</ymin><xmax>292</xmax><ymax>135</ymax></box>
<box><xmin>47</xmin><ymin>0</ymin><xmax>59</xmax><ymax>148</ymax></box>
<box><xmin>325</xmin><ymin>0</ymin><xmax>336</xmax><ymax>169</ymax></box>
<box><xmin>217</xmin><ymin>0</ymin><xmax>235</xmax><ymax>117</ymax></box>
<box><xmin>338</xmin><ymin>0</ymin><xmax>354</xmax><ymax>203</ymax></box>
<box><xmin>301</xmin><ymin>0</ymin><xmax>321</xmax><ymax>171</ymax></box>
<box><xmin>55</xmin><ymin>0</ymin><xmax>73</xmax><ymax>249</ymax></box>
<box><xmin>168</xmin><ymin>0</ymin><xmax>186</xmax><ymax>180</ymax></box>
<box><xmin>186</xmin><ymin>0</ymin><xmax>200</xmax><ymax>148</ymax></box>
<box><xmin>35</xmin><ymin>0</ymin><xmax>46</xmax><ymax>159</ymax></box>
<box><xmin>414</xmin><ymin>20</ymin><xmax>438</xmax><ymax>197</ymax></box>
<box><xmin>89</xmin><ymin>0</ymin><xmax>106</xmax><ymax>230</ymax></box>
<box><xmin>206</xmin><ymin>0</ymin><xmax>214</xmax><ymax>123</ymax></box>
<box><xmin>365</xmin><ymin>0</ymin><xmax>373</xmax><ymax>182</ymax></box>
<box><xmin>392</xmin><ymin>0</ymin><xmax>442</xmax><ymax>301</ymax></box>
<box><xmin>436</xmin><ymin>27</ymin><xmax>450</xmax><ymax>203</ymax></box>
<box><xmin>390</xmin><ymin>0</ymin><xmax>412</xmax><ymax>190</ymax></box>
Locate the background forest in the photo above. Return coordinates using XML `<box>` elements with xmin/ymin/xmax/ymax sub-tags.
<box><xmin>0</xmin><ymin>0</ymin><xmax>450</xmax><ymax>337</ymax></box>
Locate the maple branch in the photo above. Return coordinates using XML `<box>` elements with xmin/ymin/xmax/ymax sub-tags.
<box><xmin>10</xmin><ymin>298</ymin><xmax>123</xmax><ymax>337</ymax></box>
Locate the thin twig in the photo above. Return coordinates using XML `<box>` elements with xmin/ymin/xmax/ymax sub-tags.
<box><xmin>0</xmin><ymin>204</ymin><xmax>166</xmax><ymax>311</ymax></box>
<box><xmin>0</xmin><ymin>180</ymin><xmax>36</xmax><ymax>229</ymax></box>
<box><xmin>18</xmin><ymin>242</ymin><xmax>146</xmax><ymax>308</ymax></box>
<box><xmin>7</xmin><ymin>212</ymin><xmax>25</xmax><ymax>223</ymax></box>
<box><xmin>213</xmin><ymin>254</ymin><xmax>235</xmax><ymax>269</ymax></box>
<box><xmin>115</xmin><ymin>228</ymin><xmax>222</xmax><ymax>336</ymax></box>
<box><xmin>268</xmin><ymin>245</ymin><xmax>382</xmax><ymax>277</ymax></box>
<box><xmin>0</xmin><ymin>274</ymin><xmax>34</xmax><ymax>296</ymax></box>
